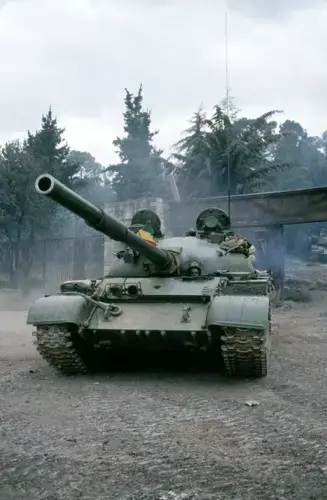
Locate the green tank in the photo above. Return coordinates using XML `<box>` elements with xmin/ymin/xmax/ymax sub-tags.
<box><xmin>310</xmin><ymin>231</ymin><xmax>327</xmax><ymax>263</ymax></box>
<box><xmin>27</xmin><ymin>174</ymin><xmax>273</xmax><ymax>378</ymax></box>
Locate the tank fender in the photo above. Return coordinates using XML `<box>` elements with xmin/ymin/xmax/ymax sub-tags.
<box><xmin>26</xmin><ymin>294</ymin><xmax>90</xmax><ymax>326</ymax></box>
<box><xmin>206</xmin><ymin>295</ymin><xmax>270</xmax><ymax>330</ymax></box>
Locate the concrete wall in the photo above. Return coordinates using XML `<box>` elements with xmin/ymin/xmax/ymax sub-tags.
<box><xmin>168</xmin><ymin>186</ymin><xmax>327</xmax><ymax>232</ymax></box>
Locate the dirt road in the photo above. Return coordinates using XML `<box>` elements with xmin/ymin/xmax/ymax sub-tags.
<box><xmin>1</xmin><ymin>290</ymin><xmax>327</xmax><ymax>500</ymax></box>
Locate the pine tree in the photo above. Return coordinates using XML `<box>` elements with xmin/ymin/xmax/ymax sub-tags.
<box><xmin>107</xmin><ymin>85</ymin><xmax>167</xmax><ymax>201</ymax></box>
<box><xmin>26</xmin><ymin>107</ymin><xmax>78</xmax><ymax>183</ymax></box>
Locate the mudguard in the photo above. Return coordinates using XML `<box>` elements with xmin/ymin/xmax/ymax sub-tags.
<box><xmin>26</xmin><ymin>294</ymin><xmax>90</xmax><ymax>326</ymax></box>
<box><xmin>206</xmin><ymin>295</ymin><xmax>270</xmax><ymax>331</ymax></box>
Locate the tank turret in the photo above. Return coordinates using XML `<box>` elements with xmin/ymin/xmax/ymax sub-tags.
<box><xmin>35</xmin><ymin>174</ymin><xmax>177</xmax><ymax>274</ymax></box>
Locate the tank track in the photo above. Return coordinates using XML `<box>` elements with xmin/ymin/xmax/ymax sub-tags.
<box><xmin>32</xmin><ymin>325</ymin><xmax>89</xmax><ymax>375</ymax></box>
<box><xmin>220</xmin><ymin>307</ymin><xmax>272</xmax><ymax>378</ymax></box>
<box><xmin>220</xmin><ymin>331</ymin><xmax>270</xmax><ymax>378</ymax></box>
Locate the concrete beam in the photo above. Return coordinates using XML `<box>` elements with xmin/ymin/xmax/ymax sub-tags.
<box><xmin>169</xmin><ymin>186</ymin><xmax>327</xmax><ymax>229</ymax></box>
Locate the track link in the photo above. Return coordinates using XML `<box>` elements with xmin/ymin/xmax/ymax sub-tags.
<box><xmin>220</xmin><ymin>295</ymin><xmax>272</xmax><ymax>378</ymax></box>
<box><xmin>220</xmin><ymin>303</ymin><xmax>271</xmax><ymax>378</ymax></box>
<box><xmin>32</xmin><ymin>324</ymin><xmax>89</xmax><ymax>375</ymax></box>
<box><xmin>220</xmin><ymin>329</ymin><xmax>270</xmax><ymax>378</ymax></box>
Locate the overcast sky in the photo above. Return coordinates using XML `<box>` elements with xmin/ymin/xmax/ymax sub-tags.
<box><xmin>0</xmin><ymin>0</ymin><xmax>326</xmax><ymax>164</ymax></box>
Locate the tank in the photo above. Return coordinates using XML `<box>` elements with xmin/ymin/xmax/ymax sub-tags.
<box><xmin>310</xmin><ymin>231</ymin><xmax>327</xmax><ymax>263</ymax></box>
<box><xmin>27</xmin><ymin>174</ymin><xmax>273</xmax><ymax>378</ymax></box>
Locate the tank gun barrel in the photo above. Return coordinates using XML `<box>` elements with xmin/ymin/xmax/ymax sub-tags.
<box><xmin>35</xmin><ymin>174</ymin><xmax>173</xmax><ymax>269</ymax></box>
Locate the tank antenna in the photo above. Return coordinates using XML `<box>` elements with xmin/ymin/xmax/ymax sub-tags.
<box><xmin>225</xmin><ymin>9</ymin><xmax>231</xmax><ymax>219</ymax></box>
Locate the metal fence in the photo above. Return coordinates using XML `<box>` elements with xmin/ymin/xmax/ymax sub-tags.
<box><xmin>0</xmin><ymin>235</ymin><xmax>104</xmax><ymax>291</ymax></box>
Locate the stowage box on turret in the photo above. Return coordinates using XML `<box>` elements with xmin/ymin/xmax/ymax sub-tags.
<box><xmin>27</xmin><ymin>174</ymin><xmax>273</xmax><ymax>378</ymax></box>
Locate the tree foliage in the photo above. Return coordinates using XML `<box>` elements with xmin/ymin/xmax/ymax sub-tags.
<box><xmin>106</xmin><ymin>85</ymin><xmax>169</xmax><ymax>201</ymax></box>
<box><xmin>68</xmin><ymin>150</ymin><xmax>114</xmax><ymax>205</ymax></box>
<box><xmin>0</xmin><ymin>109</ymin><xmax>110</xmax><ymax>286</ymax></box>
<box><xmin>172</xmin><ymin>101</ymin><xmax>290</xmax><ymax>198</ymax></box>
<box><xmin>271</xmin><ymin>120</ymin><xmax>327</xmax><ymax>190</ymax></box>
<box><xmin>0</xmin><ymin>109</ymin><xmax>80</xmax><ymax>244</ymax></box>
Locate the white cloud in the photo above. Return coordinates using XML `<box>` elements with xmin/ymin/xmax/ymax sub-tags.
<box><xmin>0</xmin><ymin>0</ymin><xmax>326</xmax><ymax>164</ymax></box>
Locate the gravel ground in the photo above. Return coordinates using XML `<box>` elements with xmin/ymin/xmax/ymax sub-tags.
<box><xmin>1</xmin><ymin>279</ymin><xmax>327</xmax><ymax>499</ymax></box>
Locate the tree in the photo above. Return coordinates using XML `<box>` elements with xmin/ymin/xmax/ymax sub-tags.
<box><xmin>272</xmin><ymin>120</ymin><xmax>327</xmax><ymax>190</ymax></box>
<box><xmin>26</xmin><ymin>107</ymin><xmax>79</xmax><ymax>182</ymax></box>
<box><xmin>68</xmin><ymin>150</ymin><xmax>114</xmax><ymax>205</ymax></box>
<box><xmin>173</xmin><ymin>100</ymin><xmax>288</xmax><ymax>199</ymax></box>
<box><xmin>0</xmin><ymin>109</ymin><xmax>87</xmax><ymax>288</ymax></box>
<box><xmin>171</xmin><ymin>108</ymin><xmax>213</xmax><ymax>199</ymax></box>
<box><xmin>106</xmin><ymin>85</ymin><xmax>168</xmax><ymax>201</ymax></box>
<box><xmin>0</xmin><ymin>140</ymin><xmax>54</xmax><ymax>286</ymax></box>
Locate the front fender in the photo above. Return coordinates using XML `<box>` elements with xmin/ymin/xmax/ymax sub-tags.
<box><xmin>206</xmin><ymin>295</ymin><xmax>270</xmax><ymax>330</ymax></box>
<box><xmin>26</xmin><ymin>294</ymin><xmax>90</xmax><ymax>326</ymax></box>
